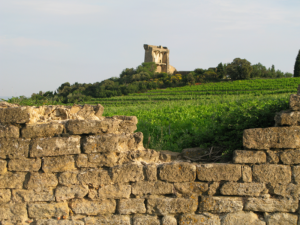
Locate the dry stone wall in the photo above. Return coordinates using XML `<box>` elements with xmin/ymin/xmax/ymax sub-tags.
<box><xmin>1</xmin><ymin>89</ymin><xmax>300</xmax><ymax>224</ymax></box>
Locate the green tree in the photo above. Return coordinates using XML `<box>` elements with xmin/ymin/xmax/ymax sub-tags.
<box><xmin>186</xmin><ymin>73</ymin><xmax>195</xmax><ymax>85</ymax></box>
<box><xmin>294</xmin><ymin>50</ymin><xmax>300</xmax><ymax>77</ymax></box>
<box><xmin>216</xmin><ymin>63</ymin><xmax>225</xmax><ymax>79</ymax></box>
<box><xmin>227</xmin><ymin>58</ymin><xmax>252</xmax><ymax>80</ymax></box>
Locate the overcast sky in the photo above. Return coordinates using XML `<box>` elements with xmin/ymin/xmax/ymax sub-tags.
<box><xmin>0</xmin><ymin>0</ymin><xmax>300</xmax><ymax>97</ymax></box>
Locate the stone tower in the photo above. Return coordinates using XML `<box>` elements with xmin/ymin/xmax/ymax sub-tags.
<box><xmin>143</xmin><ymin>44</ymin><xmax>176</xmax><ymax>74</ymax></box>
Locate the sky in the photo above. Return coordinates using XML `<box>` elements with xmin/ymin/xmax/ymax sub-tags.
<box><xmin>0</xmin><ymin>0</ymin><xmax>300</xmax><ymax>97</ymax></box>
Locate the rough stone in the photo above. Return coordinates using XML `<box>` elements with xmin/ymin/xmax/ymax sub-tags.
<box><xmin>0</xmin><ymin>203</ymin><xmax>27</xmax><ymax>222</ymax></box>
<box><xmin>220</xmin><ymin>182</ymin><xmax>266</xmax><ymax>196</ymax></box>
<box><xmin>162</xmin><ymin>215</ymin><xmax>177</xmax><ymax>225</ymax></box>
<box><xmin>58</xmin><ymin>171</ymin><xmax>79</xmax><ymax>186</ymax></box>
<box><xmin>160</xmin><ymin>150</ymin><xmax>181</xmax><ymax>162</ymax></box>
<box><xmin>36</xmin><ymin>220</ymin><xmax>84</xmax><ymax>225</ymax></box>
<box><xmin>293</xmin><ymin>165</ymin><xmax>300</xmax><ymax>183</ymax></box>
<box><xmin>0</xmin><ymin>172</ymin><xmax>26</xmax><ymax>188</ymax></box>
<box><xmin>0</xmin><ymin>159</ymin><xmax>7</xmax><ymax>174</ymax></box>
<box><xmin>221</xmin><ymin>211</ymin><xmax>266</xmax><ymax>225</ymax></box>
<box><xmin>242</xmin><ymin>165</ymin><xmax>252</xmax><ymax>182</ymax></box>
<box><xmin>43</xmin><ymin>155</ymin><xmax>76</xmax><ymax>173</ymax></box>
<box><xmin>271</xmin><ymin>183</ymin><xmax>300</xmax><ymax>198</ymax></box>
<box><xmin>30</xmin><ymin>136</ymin><xmax>80</xmax><ymax>157</ymax></box>
<box><xmin>133</xmin><ymin>215</ymin><xmax>160</xmax><ymax>225</ymax></box>
<box><xmin>0</xmin><ymin>106</ymin><xmax>31</xmax><ymax>123</ymax></box>
<box><xmin>84</xmin><ymin>215</ymin><xmax>130</xmax><ymax>225</ymax></box>
<box><xmin>87</xmin><ymin>152</ymin><xmax>121</xmax><ymax>167</ymax></box>
<box><xmin>93</xmin><ymin>184</ymin><xmax>131</xmax><ymax>199</ymax></box>
<box><xmin>253</xmin><ymin>164</ymin><xmax>291</xmax><ymax>185</ymax></box>
<box><xmin>111</xmin><ymin>163</ymin><xmax>144</xmax><ymax>183</ymax></box>
<box><xmin>127</xmin><ymin>148</ymin><xmax>160</xmax><ymax>163</ymax></box>
<box><xmin>275</xmin><ymin>110</ymin><xmax>300</xmax><ymax>126</ymax></box>
<box><xmin>69</xmin><ymin>199</ymin><xmax>116</xmax><ymax>215</ymax></box>
<box><xmin>76</xmin><ymin>154</ymin><xmax>98</xmax><ymax>168</ymax></box>
<box><xmin>147</xmin><ymin>197</ymin><xmax>198</xmax><ymax>215</ymax></box>
<box><xmin>77</xmin><ymin>168</ymin><xmax>112</xmax><ymax>188</ymax></box>
<box><xmin>0</xmin><ymin>125</ymin><xmax>19</xmax><ymax>138</ymax></box>
<box><xmin>115</xmin><ymin>115</ymin><xmax>138</xmax><ymax>133</ymax></box>
<box><xmin>245</xmin><ymin>197</ymin><xmax>298</xmax><ymax>212</ymax></box>
<box><xmin>174</xmin><ymin>182</ymin><xmax>208</xmax><ymax>197</ymax></box>
<box><xmin>289</xmin><ymin>94</ymin><xmax>300</xmax><ymax>110</ymax></box>
<box><xmin>8</xmin><ymin>158</ymin><xmax>41</xmax><ymax>171</ymax></box>
<box><xmin>145</xmin><ymin>164</ymin><xmax>157</xmax><ymax>181</ymax></box>
<box><xmin>208</xmin><ymin>182</ymin><xmax>220</xmax><ymax>196</ymax></box>
<box><xmin>118</xmin><ymin>199</ymin><xmax>146</xmax><ymax>214</ymax></box>
<box><xmin>197</xmin><ymin>164</ymin><xmax>241</xmax><ymax>182</ymax></box>
<box><xmin>0</xmin><ymin>138</ymin><xmax>30</xmax><ymax>159</ymax></box>
<box><xmin>264</xmin><ymin>212</ymin><xmax>298</xmax><ymax>225</ymax></box>
<box><xmin>0</xmin><ymin>189</ymin><xmax>11</xmax><ymax>203</ymax></box>
<box><xmin>199</xmin><ymin>196</ymin><xmax>243</xmax><ymax>213</ymax></box>
<box><xmin>281</xmin><ymin>150</ymin><xmax>300</xmax><ymax>164</ymax></box>
<box><xmin>131</xmin><ymin>181</ymin><xmax>173</xmax><ymax>196</ymax></box>
<box><xmin>179</xmin><ymin>213</ymin><xmax>220</xmax><ymax>225</ymax></box>
<box><xmin>243</xmin><ymin>127</ymin><xmax>300</xmax><ymax>149</ymax></box>
<box><xmin>28</xmin><ymin>202</ymin><xmax>69</xmax><ymax>219</ymax></box>
<box><xmin>25</xmin><ymin>172</ymin><xmax>58</xmax><ymax>190</ymax></box>
<box><xmin>12</xmin><ymin>188</ymin><xmax>55</xmax><ymax>202</ymax></box>
<box><xmin>233</xmin><ymin>150</ymin><xmax>266</xmax><ymax>164</ymax></box>
<box><xmin>159</xmin><ymin>162</ymin><xmax>196</xmax><ymax>182</ymax></box>
<box><xmin>21</xmin><ymin>123</ymin><xmax>64</xmax><ymax>138</ymax></box>
<box><xmin>55</xmin><ymin>185</ymin><xmax>89</xmax><ymax>201</ymax></box>
<box><xmin>266</xmin><ymin>150</ymin><xmax>280</xmax><ymax>164</ymax></box>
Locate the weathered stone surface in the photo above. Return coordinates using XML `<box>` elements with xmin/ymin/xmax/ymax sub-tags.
<box><xmin>265</xmin><ymin>212</ymin><xmax>298</xmax><ymax>225</ymax></box>
<box><xmin>266</xmin><ymin>150</ymin><xmax>280</xmax><ymax>163</ymax></box>
<box><xmin>160</xmin><ymin>150</ymin><xmax>181</xmax><ymax>162</ymax></box>
<box><xmin>127</xmin><ymin>149</ymin><xmax>160</xmax><ymax>163</ymax></box>
<box><xmin>69</xmin><ymin>199</ymin><xmax>116</xmax><ymax>215</ymax></box>
<box><xmin>271</xmin><ymin>183</ymin><xmax>300</xmax><ymax>198</ymax></box>
<box><xmin>245</xmin><ymin>197</ymin><xmax>298</xmax><ymax>212</ymax></box>
<box><xmin>0</xmin><ymin>203</ymin><xmax>27</xmax><ymax>221</ymax></box>
<box><xmin>221</xmin><ymin>182</ymin><xmax>266</xmax><ymax>196</ymax></box>
<box><xmin>275</xmin><ymin>110</ymin><xmax>300</xmax><ymax>126</ymax></box>
<box><xmin>36</xmin><ymin>220</ymin><xmax>84</xmax><ymax>225</ymax></box>
<box><xmin>208</xmin><ymin>182</ymin><xmax>220</xmax><ymax>196</ymax></box>
<box><xmin>43</xmin><ymin>155</ymin><xmax>75</xmax><ymax>173</ymax></box>
<box><xmin>8</xmin><ymin>158</ymin><xmax>41</xmax><ymax>171</ymax></box>
<box><xmin>133</xmin><ymin>215</ymin><xmax>160</xmax><ymax>225</ymax></box>
<box><xmin>118</xmin><ymin>199</ymin><xmax>146</xmax><ymax>214</ymax></box>
<box><xmin>55</xmin><ymin>185</ymin><xmax>88</xmax><ymax>201</ymax></box>
<box><xmin>0</xmin><ymin>138</ymin><xmax>30</xmax><ymax>159</ymax></box>
<box><xmin>147</xmin><ymin>197</ymin><xmax>198</xmax><ymax>215</ymax></box>
<box><xmin>12</xmin><ymin>188</ymin><xmax>55</xmax><ymax>202</ymax></box>
<box><xmin>91</xmin><ymin>184</ymin><xmax>131</xmax><ymax>199</ymax></box>
<box><xmin>243</xmin><ymin>127</ymin><xmax>300</xmax><ymax>149</ymax></box>
<box><xmin>115</xmin><ymin>115</ymin><xmax>138</xmax><ymax>133</ymax></box>
<box><xmin>22</xmin><ymin>123</ymin><xmax>64</xmax><ymax>138</ymax></box>
<box><xmin>28</xmin><ymin>202</ymin><xmax>69</xmax><ymax>219</ymax></box>
<box><xmin>242</xmin><ymin>165</ymin><xmax>252</xmax><ymax>182</ymax></box>
<box><xmin>58</xmin><ymin>171</ymin><xmax>79</xmax><ymax>186</ymax></box>
<box><xmin>233</xmin><ymin>150</ymin><xmax>266</xmax><ymax>164</ymax></box>
<box><xmin>0</xmin><ymin>106</ymin><xmax>31</xmax><ymax>123</ymax></box>
<box><xmin>87</xmin><ymin>152</ymin><xmax>121</xmax><ymax>167</ymax></box>
<box><xmin>281</xmin><ymin>150</ymin><xmax>300</xmax><ymax>164</ymax></box>
<box><xmin>145</xmin><ymin>164</ymin><xmax>157</xmax><ymax>181</ymax></box>
<box><xmin>289</xmin><ymin>94</ymin><xmax>300</xmax><ymax>110</ymax></box>
<box><xmin>162</xmin><ymin>215</ymin><xmax>177</xmax><ymax>225</ymax></box>
<box><xmin>77</xmin><ymin>168</ymin><xmax>112</xmax><ymax>188</ymax></box>
<box><xmin>25</xmin><ymin>172</ymin><xmax>58</xmax><ymax>190</ymax></box>
<box><xmin>0</xmin><ymin>172</ymin><xmax>26</xmax><ymax>188</ymax></box>
<box><xmin>0</xmin><ymin>189</ymin><xmax>11</xmax><ymax>203</ymax></box>
<box><xmin>197</xmin><ymin>164</ymin><xmax>241</xmax><ymax>182</ymax></box>
<box><xmin>0</xmin><ymin>125</ymin><xmax>19</xmax><ymax>138</ymax></box>
<box><xmin>76</xmin><ymin>154</ymin><xmax>98</xmax><ymax>168</ymax></box>
<box><xmin>199</xmin><ymin>196</ymin><xmax>243</xmax><ymax>213</ymax></box>
<box><xmin>253</xmin><ymin>164</ymin><xmax>291</xmax><ymax>185</ymax></box>
<box><xmin>84</xmin><ymin>215</ymin><xmax>130</xmax><ymax>225</ymax></box>
<box><xmin>179</xmin><ymin>213</ymin><xmax>220</xmax><ymax>225</ymax></box>
<box><xmin>221</xmin><ymin>211</ymin><xmax>266</xmax><ymax>225</ymax></box>
<box><xmin>0</xmin><ymin>159</ymin><xmax>7</xmax><ymax>174</ymax></box>
<box><xmin>159</xmin><ymin>162</ymin><xmax>196</xmax><ymax>182</ymax></box>
<box><xmin>131</xmin><ymin>181</ymin><xmax>173</xmax><ymax>196</ymax></box>
<box><xmin>30</xmin><ymin>136</ymin><xmax>80</xmax><ymax>157</ymax></box>
<box><xmin>174</xmin><ymin>182</ymin><xmax>208</xmax><ymax>197</ymax></box>
<box><xmin>112</xmin><ymin>163</ymin><xmax>144</xmax><ymax>183</ymax></box>
<box><xmin>293</xmin><ymin>165</ymin><xmax>300</xmax><ymax>183</ymax></box>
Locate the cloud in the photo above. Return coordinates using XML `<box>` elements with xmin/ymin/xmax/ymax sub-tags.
<box><xmin>0</xmin><ymin>36</ymin><xmax>67</xmax><ymax>47</ymax></box>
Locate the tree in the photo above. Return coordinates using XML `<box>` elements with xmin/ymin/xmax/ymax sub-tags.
<box><xmin>216</xmin><ymin>63</ymin><xmax>225</xmax><ymax>79</ymax></box>
<box><xmin>227</xmin><ymin>58</ymin><xmax>252</xmax><ymax>80</ymax></box>
<box><xmin>186</xmin><ymin>73</ymin><xmax>195</xmax><ymax>86</ymax></box>
<box><xmin>251</xmin><ymin>63</ymin><xmax>266</xmax><ymax>78</ymax></box>
<box><xmin>294</xmin><ymin>50</ymin><xmax>300</xmax><ymax>77</ymax></box>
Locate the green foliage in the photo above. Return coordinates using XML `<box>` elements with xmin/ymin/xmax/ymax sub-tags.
<box><xmin>216</xmin><ymin>63</ymin><xmax>225</xmax><ymax>79</ymax></box>
<box><xmin>294</xmin><ymin>50</ymin><xmax>300</xmax><ymax>77</ymax></box>
<box><xmin>227</xmin><ymin>58</ymin><xmax>253</xmax><ymax>80</ymax></box>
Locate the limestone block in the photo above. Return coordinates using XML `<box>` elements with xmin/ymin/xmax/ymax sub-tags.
<box><xmin>199</xmin><ymin>196</ymin><xmax>243</xmax><ymax>213</ymax></box>
<box><xmin>265</xmin><ymin>212</ymin><xmax>298</xmax><ymax>225</ymax></box>
<box><xmin>293</xmin><ymin>166</ymin><xmax>300</xmax><ymax>183</ymax></box>
<box><xmin>271</xmin><ymin>183</ymin><xmax>300</xmax><ymax>198</ymax></box>
<box><xmin>118</xmin><ymin>199</ymin><xmax>146</xmax><ymax>214</ymax></box>
<box><xmin>0</xmin><ymin>203</ymin><xmax>27</xmax><ymax>222</ymax></box>
<box><xmin>114</xmin><ymin>115</ymin><xmax>138</xmax><ymax>133</ymax></box>
<box><xmin>0</xmin><ymin>172</ymin><xmax>26</xmax><ymax>188</ymax></box>
<box><xmin>0</xmin><ymin>138</ymin><xmax>30</xmax><ymax>159</ymax></box>
<box><xmin>221</xmin><ymin>182</ymin><xmax>266</xmax><ymax>196</ymax></box>
<box><xmin>245</xmin><ymin>197</ymin><xmax>298</xmax><ymax>212</ymax></box>
<box><xmin>179</xmin><ymin>213</ymin><xmax>220</xmax><ymax>225</ymax></box>
<box><xmin>21</xmin><ymin>123</ymin><xmax>64</xmax><ymax>138</ymax></box>
<box><xmin>289</xmin><ymin>94</ymin><xmax>300</xmax><ymax>110</ymax></box>
<box><xmin>197</xmin><ymin>164</ymin><xmax>241</xmax><ymax>182</ymax></box>
<box><xmin>242</xmin><ymin>165</ymin><xmax>252</xmax><ymax>182</ymax></box>
<box><xmin>69</xmin><ymin>199</ymin><xmax>116</xmax><ymax>215</ymax></box>
<box><xmin>84</xmin><ymin>215</ymin><xmax>130</xmax><ymax>225</ymax></box>
<box><xmin>275</xmin><ymin>110</ymin><xmax>300</xmax><ymax>126</ymax></box>
<box><xmin>90</xmin><ymin>184</ymin><xmax>131</xmax><ymax>199</ymax></box>
<box><xmin>253</xmin><ymin>164</ymin><xmax>291</xmax><ymax>185</ymax></box>
<box><xmin>162</xmin><ymin>215</ymin><xmax>177</xmax><ymax>225</ymax></box>
<box><xmin>30</xmin><ymin>136</ymin><xmax>80</xmax><ymax>158</ymax></box>
<box><xmin>281</xmin><ymin>150</ymin><xmax>300</xmax><ymax>164</ymax></box>
<box><xmin>25</xmin><ymin>172</ymin><xmax>58</xmax><ymax>190</ymax></box>
<box><xmin>147</xmin><ymin>197</ymin><xmax>198</xmax><ymax>215</ymax></box>
<box><xmin>233</xmin><ymin>150</ymin><xmax>266</xmax><ymax>164</ymax></box>
<box><xmin>174</xmin><ymin>182</ymin><xmax>208</xmax><ymax>197</ymax></box>
<box><xmin>131</xmin><ymin>181</ymin><xmax>173</xmax><ymax>196</ymax></box>
<box><xmin>145</xmin><ymin>164</ymin><xmax>157</xmax><ymax>181</ymax></box>
<box><xmin>28</xmin><ymin>202</ymin><xmax>69</xmax><ymax>219</ymax></box>
<box><xmin>87</xmin><ymin>152</ymin><xmax>120</xmax><ymax>167</ymax></box>
<box><xmin>243</xmin><ymin>127</ymin><xmax>300</xmax><ymax>149</ymax></box>
<box><xmin>12</xmin><ymin>188</ymin><xmax>55</xmax><ymax>202</ymax></box>
<box><xmin>75</xmin><ymin>154</ymin><xmax>98</xmax><ymax>168</ymax></box>
<box><xmin>112</xmin><ymin>163</ymin><xmax>144</xmax><ymax>183</ymax></box>
<box><xmin>42</xmin><ymin>155</ymin><xmax>75</xmax><ymax>173</ymax></box>
<box><xmin>133</xmin><ymin>215</ymin><xmax>160</xmax><ymax>225</ymax></box>
<box><xmin>266</xmin><ymin>150</ymin><xmax>280</xmax><ymax>163</ymax></box>
<box><xmin>159</xmin><ymin>162</ymin><xmax>196</xmax><ymax>182</ymax></box>
<box><xmin>221</xmin><ymin>211</ymin><xmax>266</xmax><ymax>225</ymax></box>
<box><xmin>8</xmin><ymin>158</ymin><xmax>41</xmax><ymax>171</ymax></box>
<box><xmin>55</xmin><ymin>185</ymin><xmax>89</xmax><ymax>201</ymax></box>
<box><xmin>0</xmin><ymin>106</ymin><xmax>31</xmax><ymax>123</ymax></box>
<box><xmin>58</xmin><ymin>171</ymin><xmax>79</xmax><ymax>186</ymax></box>
<box><xmin>0</xmin><ymin>125</ymin><xmax>19</xmax><ymax>138</ymax></box>
<box><xmin>0</xmin><ymin>189</ymin><xmax>11</xmax><ymax>203</ymax></box>
<box><xmin>127</xmin><ymin>148</ymin><xmax>160</xmax><ymax>163</ymax></box>
<box><xmin>160</xmin><ymin>150</ymin><xmax>181</xmax><ymax>162</ymax></box>
<box><xmin>36</xmin><ymin>220</ymin><xmax>84</xmax><ymax>225</ymax></box>
<box><xmin>0</xmin><ymin>159</ymin><xmax>7</xmax><ymax>174</ymax></box>
<box><xmin>208</xmin><ymin>182</ymin><xmax>220</xmax><ymax>196</ymax></box>
<box><xmin>77</xmin><ymin>168</ymin><xmax>112</xmax><ymax>188</ymax></box>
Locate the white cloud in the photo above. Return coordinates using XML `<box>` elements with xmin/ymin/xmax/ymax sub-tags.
<box><xmin>0</xmin><ymin>36</ymin><xmax>67</xmax><ymax>47</ymax></box>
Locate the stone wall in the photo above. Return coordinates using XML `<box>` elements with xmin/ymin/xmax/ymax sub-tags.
<box><xmin>1</xmin><ymin>90</ymin><xmax>300</xmax><ymax>224</ymax></box>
